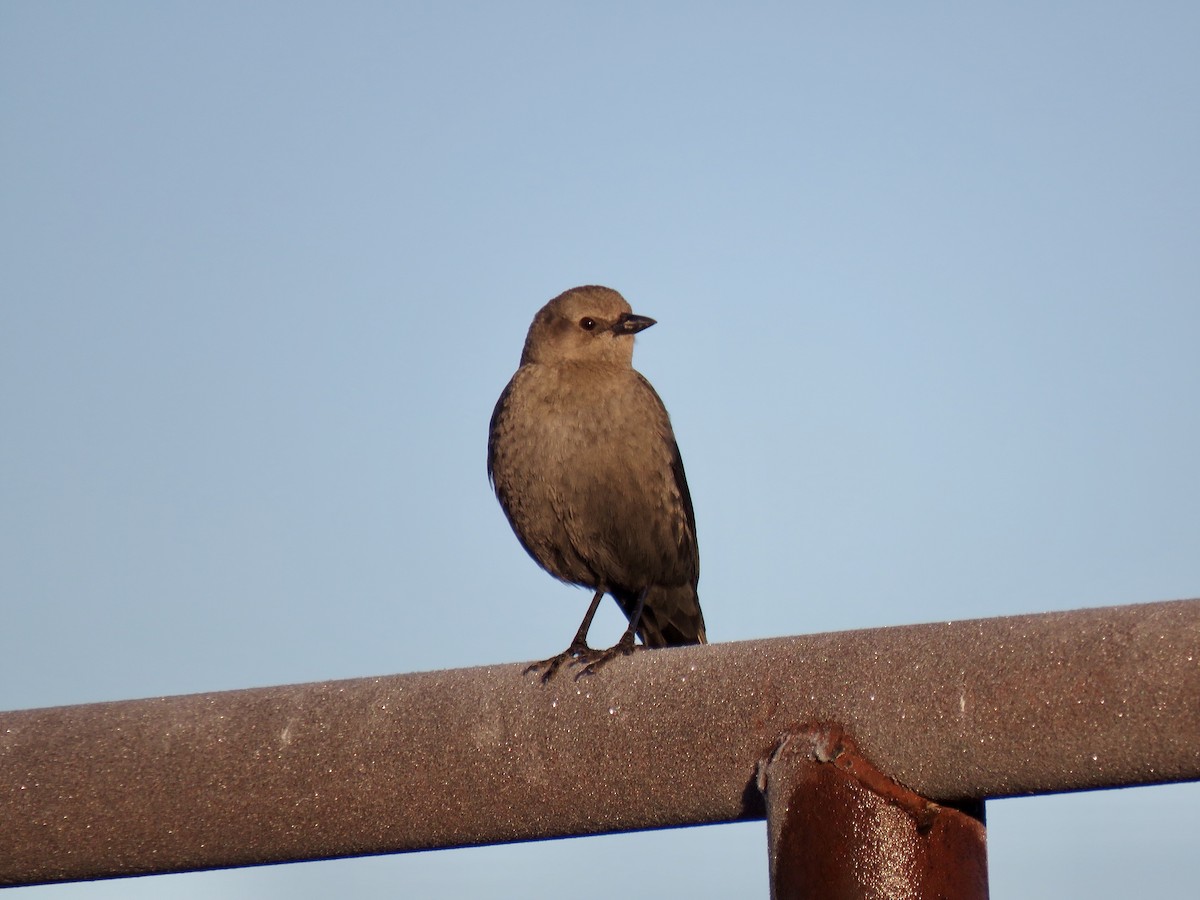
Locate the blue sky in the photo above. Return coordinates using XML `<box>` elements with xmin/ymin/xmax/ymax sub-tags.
<box><xmin>2</xmin><ymin>3</ymin><xmax>1198</xmax><ymax>897</ymax></box>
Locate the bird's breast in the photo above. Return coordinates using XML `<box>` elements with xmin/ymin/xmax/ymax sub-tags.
<box><xmin>490</xmin><ymin>363</ymin><xmax>693</xmax><ymax>588</ymax></box>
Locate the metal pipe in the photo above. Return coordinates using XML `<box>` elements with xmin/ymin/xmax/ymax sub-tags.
<box><xmin>2</xmin><ymin>598</ymin><xmax>1198</xmax><ymax>886</ymax></box>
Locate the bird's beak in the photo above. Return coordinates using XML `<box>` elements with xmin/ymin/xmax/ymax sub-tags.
<box><xmin>613</xmin><ymin>313</ymin><xmax>656</xmax><ymax>335</ymax></box>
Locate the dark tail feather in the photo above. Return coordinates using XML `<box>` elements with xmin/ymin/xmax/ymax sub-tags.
<box><xmin>614</xmin><ymin>585</ymin><xmax>706</xmax><ymax>648</ymax></box>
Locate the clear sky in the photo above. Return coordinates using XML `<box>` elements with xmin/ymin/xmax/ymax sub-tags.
<box><xmin>3</xmin><ymin>2</ymin><xmax>1198</xmax><ymax>897</ymax></box>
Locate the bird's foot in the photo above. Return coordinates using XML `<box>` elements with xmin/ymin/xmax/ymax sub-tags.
<box><xmin>572</xmin><ymin>633</ymin><xmax>639</xmax><ymax>680</ymax></box>
<box><xmin>524</xmin><ymin>641</ymin><xmax>599</xmax><ymax>683</ymax></box>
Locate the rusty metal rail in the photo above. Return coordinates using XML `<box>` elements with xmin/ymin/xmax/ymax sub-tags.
<box><xmin>2</xmin><ymin>598</ymin><xmax>1198</xmax><ymax>886</ymax></box>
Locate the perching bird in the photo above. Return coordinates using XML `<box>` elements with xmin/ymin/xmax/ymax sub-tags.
<box><xmin>488</xmin><ymin>285</ymin><xmax>706</xmax><ymax>679</ymax></box>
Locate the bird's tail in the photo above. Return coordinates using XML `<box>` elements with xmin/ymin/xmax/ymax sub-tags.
<box><xmin>615</xmin><ymin>585</ymin><xmax>706</xmax><ymax>648</ymax></box>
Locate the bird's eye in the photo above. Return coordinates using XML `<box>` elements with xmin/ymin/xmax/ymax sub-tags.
<box><xmin>579</xmin><ymin>317</ymin><xmax>597</xmax><ymax>331</ymax></box>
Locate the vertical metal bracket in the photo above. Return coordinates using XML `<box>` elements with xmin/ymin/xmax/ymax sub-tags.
<box><xmin>759</xmin><ymin>723</ymin><xmax>989</xmax><ymax>899</ymax></box>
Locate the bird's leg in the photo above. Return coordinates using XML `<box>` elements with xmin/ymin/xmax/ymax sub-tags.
<box><xmin>524</xmin><ymin>588</ymin><xmax>606</xmax><ymax>682</ymax></box>
<box><xmin>574</xmin><ymin>588</ymin><xmax>647</xmax><ymax>680</ymax></box>
<box><xmin>567</xmin><ymin>587</ymin><xmax>606</xmax><ymax>651</ymax></box>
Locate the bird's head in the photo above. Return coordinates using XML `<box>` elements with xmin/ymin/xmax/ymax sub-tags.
<box><xmin>519</xmin><ymin>285</ymin><xmax>655</xmax><ymax>367</ymax></box>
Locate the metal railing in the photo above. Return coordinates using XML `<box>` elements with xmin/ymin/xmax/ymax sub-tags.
<box><xmin>3</xmin><ymin>598</ymin><xmax>1198</xmax><ymax>894</ymax></box>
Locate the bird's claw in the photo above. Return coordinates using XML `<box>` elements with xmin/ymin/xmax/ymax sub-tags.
<box><xmin>524</xmin><ymin>642</ymin><xmax>596</xmax><ymax>683</ymax></box>
<box><xmin>525</xmin><ymin>638</ymin><xmax>639</xmax><ymax>683</ymax></box>
<box><xmin>570</xmin><ymin>636</ymin><xmax>639</xmax><ymax>681</ymax></box>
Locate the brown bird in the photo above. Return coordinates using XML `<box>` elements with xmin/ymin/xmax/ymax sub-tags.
<box><xmin>488</xmin><ymin>285</ymin><xmax>706</xmax><ymax>679</ymax></box>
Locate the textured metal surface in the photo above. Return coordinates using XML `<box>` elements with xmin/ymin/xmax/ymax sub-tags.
<box><xmin>760</xmin><ymin>724</ymin><xmax>989</xmax><ymax>899</ymax></box>
<box><xmin>2</xmin><ymin>598</ymin><xmax>1198</xmax><ymax>885</ymax></box>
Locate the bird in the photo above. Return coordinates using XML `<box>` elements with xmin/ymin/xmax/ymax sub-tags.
<box><xmin>488</xmin><ymin>285</ymin><xmax>706</xmax><ymax>680</ymax></box>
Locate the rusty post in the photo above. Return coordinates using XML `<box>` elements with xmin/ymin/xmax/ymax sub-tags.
<box><xmin>759</xmin><ymin>724</ymin><xmax>989</xmax><ymax>899</ymax></box>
